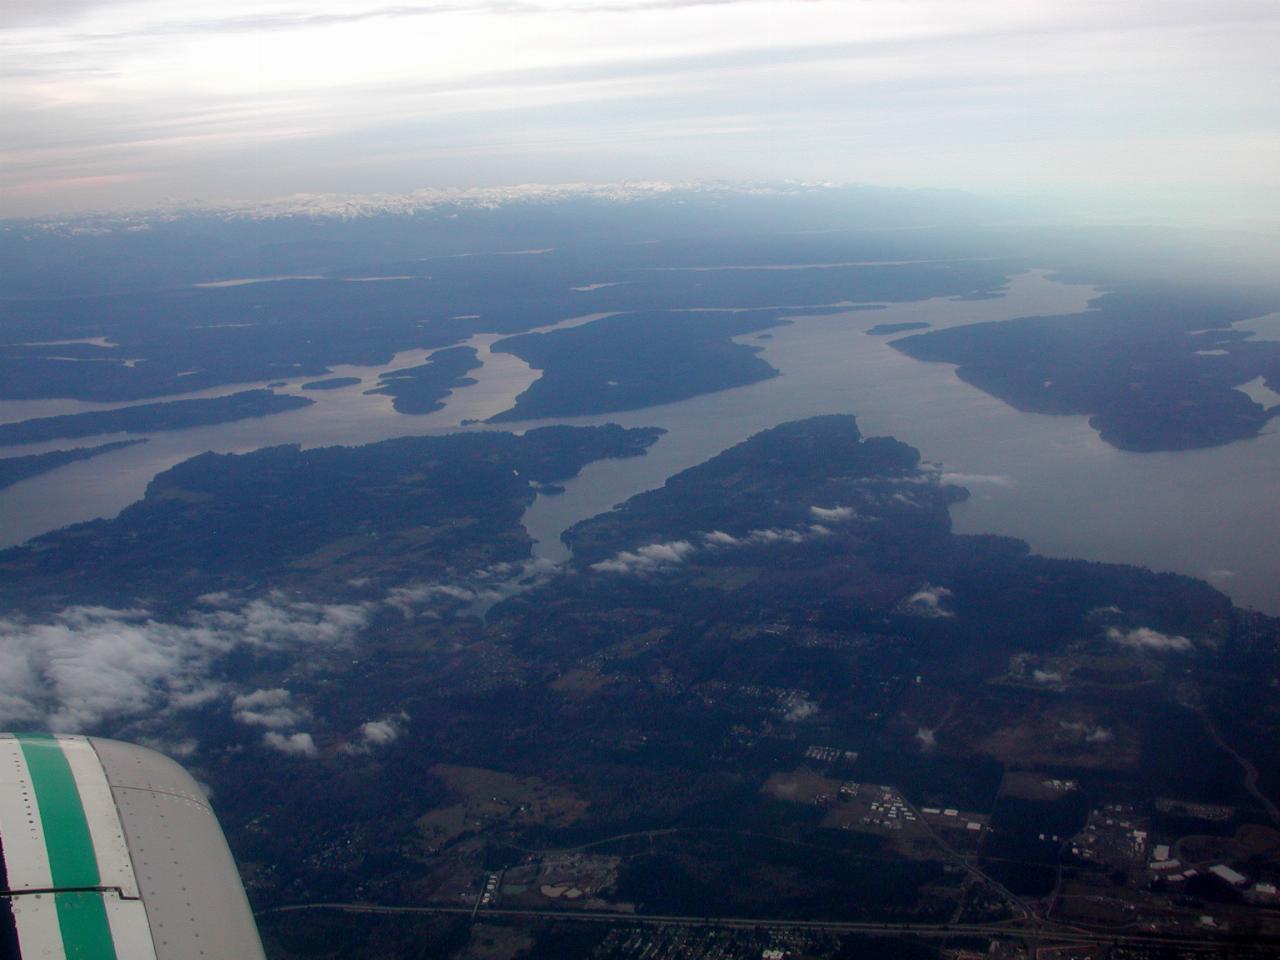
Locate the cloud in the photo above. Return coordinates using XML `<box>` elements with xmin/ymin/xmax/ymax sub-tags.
<box><xmin>745</xmin><ymin>528</ymin><xmax>806</xmax><ymax>545</ymax></box>
<box><xmin>3</xmin><ymin>0</ymin><xmax>1279</xmax><ymax>218</ymax></box>
<box><xmin>262</xmin><ymin>731</ymin><xmax>318</xmax><ymax>757</ymax></box>
<box><xmin>387</xmin><ymin>582</ymin><xmax>480</xmax><ymax>615</ymax></box>
<box><xmin>340</xmin><ymin>713</ymin><xmax>408</xmax><ymax>754</ymax></box>
<box><xmin>598</xmin><ymin>513</ymin><xmax>854</xmax><ymax>576</ymax></box>
<box><xmin>232</xmin><ymin>688</ymin><xmax>309</xmax><ymax>729</ymax></box>
<box><xmin>1032</xmin><ymin>669</ymin><xmax>1064</xmax><ymax>685</ymax></box>
<box><xmin>592</xmin><ymin>539</ymin><xmax>696</xmax><ymax>574</ymax></box>
<box><xmin>387</xmin><ymin>558</ymin><xmax>560</xmax><ymax>618</ymax></box>
<box><xmin>1106</xmin><ymin>626</ymin><xmax>1192</xmax><ymax>652</ymax></box>
<box><xmin>703</xmin><ymin>530</ymin><xmax>739</xmax><ymax>546</ymax></box>
<box><xmin>360</xmin><ymin>718</ymin><xmax>400</xmax><ymax>745</ymax></box>
<box><xmin>914</xmin><ymin>726</ymin><xmax>936</xmax><ymax>752</ymax></box>
<box><xmin>1058</xmin><ymin>721</ymin><xmax>1114</xmax><ymax>744</ymax></box>
<box><xmin>12</xmin><ymin>1</ymin><xmax>757</xmax><ymax>39</ymax></box>
<box><xmin>0</xmin><ymin>594</ymin><xmax>370</xmax><ymax>731</ymax></box>
<box><xmin>940</xmin><ymin>473</ymin><xmax>1013</xmax><ymax>487</ymax></box>
<box><xmin>783</xmin><ymin>697</ymin><xmax>817</xmax><ymax>722</ymax></box>
<box><xmin>209</xmin><ymin>595</ymin><xmax>371</xmax><ymax>646</ymax></box>
<box><xmin>901</xmin><ymin>584</ymin><xmax>953</xmax><ymax>618</ymax></box>
<box><xmin>809</xmin><ymin>505</ymin><xmax>855</xmax><ymax>522</ymax></box>
<box><xmin>234</xmin><ymin>686</ymin><xmax>323</xmax><ymax>756</ymax></box>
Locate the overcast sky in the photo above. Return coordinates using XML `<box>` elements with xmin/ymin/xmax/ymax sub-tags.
<box><xmin>2</xmin><ymin>0</ymin><xmax>1278</xmax><ymax>217</ymax></box>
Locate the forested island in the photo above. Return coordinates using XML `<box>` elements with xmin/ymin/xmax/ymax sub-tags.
<box><xmin>364</xmin><ymin>346</ymin><xmax>482</xmax><ymax>413</ymax></box>
<box><xmin>0</xmin><ymin>439</ymin><xmax>146</xmax><ymax>490</ymax></box>
<box><xmin>0</xmin><ymin>389</ymin><xmax>313</xmax><ymax>445</ymax></box>
<box><xmin>301</xmin><ymin>377</ymin><xmax>362</xmax><ymax>391</ymax></box>
<box><xmin>488</xmin><ymin>310</ymin><xmax>787</xmax><ymax>421</ymax></box>
<box><xmin>892</xmin><ymin>287</ymin><xmax>1280</xmax><ymax>451</ymax></box>
<box><xmin>0</xmin><ymin>423</ymin><xmax>662</xmax><ymax>605</ymax></box>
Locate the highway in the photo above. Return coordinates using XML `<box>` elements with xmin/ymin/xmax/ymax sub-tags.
<box><xmin>260</xmin><ymin>900</ymin><xmax>1280</xmax><ymax>953</ymax></box>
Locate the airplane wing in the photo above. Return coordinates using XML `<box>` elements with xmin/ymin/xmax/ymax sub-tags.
<box><xmin>0</xmin><ymin>732</ymin><xmax>266</xmax><ymax>959</ymax></box>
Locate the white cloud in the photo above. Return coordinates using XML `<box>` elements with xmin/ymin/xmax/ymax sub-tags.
<box><xmin>1059</xmin><ymin>720</ymin><xmax>1114</xmax><ymax>744</ymax></box>
<box><xmin>633</xmin><ymin>541</ymin><xmax>696</xmax><ymax>563</ymax></box>
<box><xmin>387</xmin><ymin>558</ymin><xmax>560</xmax><ymax>618</ymax></box>
<box><xmin>1032</xmin><ymin>669</ymin><xmax>1064</xmax><ymax>685</ymax></box>
<box><xmin>387</xmin><ymin>582</ymin><xmax>479</xmax><ymax>616</ymax></box>
<box><xmin>263</xmin><ymin>731</ymin><xmax>318</xmax><ymax>757</ymax></box>
<box><xmin>232</xmin><ymin>687</ymin><xmax>308</xmax><ymax>729</ymax></box>
<box><xmin>746</xmin><ymin>528</ymin><xmax>806</xmax><ymax>545</ymax></box>
<box><xmin>783</xmin><ymin>698</ymin><xmax>817</xmax><ymax>723</ymax></box>
<box><xmin>901</xmin><ymin>584</ymin><xmax>953</xmax><ymax>618</ymax></box>
<box><xmin>592</xmin><ymin>539</ymin><xmax>696</xmax><ymax>574</ymax></box>
<box><xmin>207</xmin><ymin>595</ymin><xmax>370</xmax><ymax>646</ymax></box>
<box><xmin>0</xmin><ymin>594</ymin><xmax>370</xmax><ymax>731</ymax></box>
<box><xmin>809</xmin><ymin>505</ymin><xmax>855</xmax><ymax>522</ymax></box>
<box><xmin>360</xmin><ymin>718</ymin><xmax>400</xmax><ymax>745</ymax></box>
<box><xmin>340</xmin><ymin>712</ymin><xmax>407</xmax><ymax>754</ymax></box>
<box><xmin>5</xmin><ymin>0</ymin><xmax>1276</xmax><ymax>219</ymax></box>
<box><xmin>1106</xmin><ymin>626</ymin><xmax>1192</xmax><ymax>652</ymax></box>
<box><xmin>940</xmin><ymin>473</ymin><xmax>1013</xmax><ymax>488</ymax></box>
<box><xmin>597</xmin><ymin>515</ymin><xmax>853</xmax><ymax>576</ymax></box>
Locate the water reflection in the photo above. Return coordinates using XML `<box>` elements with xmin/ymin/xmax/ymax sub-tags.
<box><xmin>3</xmin><ymin>274</ymin><xmax>1277</xmax><ymax>616</ymax></box>
<box><xmin>518</xmin><ymin>272</ymin><xmax>1280</xmax><ymax>615</ymax></box>
<box><xmin>0</xmin><ymin>313</ymin><xmax>605</xmax><ymax>547</ymax></box>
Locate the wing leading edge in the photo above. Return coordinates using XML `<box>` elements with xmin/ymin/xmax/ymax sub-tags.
<box><xmin>0</xmin><ymin>733</ymin><xmax>266</xmax><ymax>959</ymax></box>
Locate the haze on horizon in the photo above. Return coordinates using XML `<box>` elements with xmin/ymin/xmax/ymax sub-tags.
<box><xmin>2</xmin><ymin>0</ymin><xmax>1278</xmax><ymax>223</ymax></box>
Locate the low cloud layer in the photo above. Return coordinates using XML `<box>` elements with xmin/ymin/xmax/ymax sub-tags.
<box><xmin>0</xmin><ymin>551</ymin><xmax>579</xmax><ymax>743</ymax></box>
<box><xmin>940</xmin><ymin>472</ymin><xmax>1014</xmax><ymax>488</ymax></box>
<box><xmin>809</xmin><ymin>505</ymin><xmax>855</xmax><ymax>522</ymax></box>
<box><xmin>341</xmin><ymin>713</ymin><xmax>408</xmax><ymax>755</ymax></box>
<box><xmin>783</xmin><ymin>697</ymin><xmax>818</xmax><ymax>723</ymax></box>
<box><xmin>0</xmin><ymin>496</ymin><xmax>876</xmax><ymax>748</ymax></box>
<box><xmin>901</xmin><ymin>584</ymin><xmax>954</xmax><ymax>619</ymax></box>
<box><xmin>1059</xmin><ymin>721</ymin><xmax>1114</xmax><ymax>744</ymax></box>
<box><xmin>592</xmin><ymin>506</ymin><xmax>856</xmax><ymax>576</ymax></box>
<box><xmin>232</xmin><ymin>687</ymin><xmax>310</xmax><ymax>730</ymax></box>
<box><xmin>0</xmin><ymin>552</ymin><xmax>574</xmax><ymax>742</ymax></box>
<box><xmin>388</xmin><ymin>558</ymin><xmax>560</xmax><ymax>618</ymax></box>
<box><xmin>0</xmin><ymin>594</ymin><xmax>370</xmax><ymax>731</ymax></box>
<box><xmin>591</xmin><ymin>540</ymin><xmax>696</xmax><ymax>575</ymax></box>
<box><xmin>1106</xmin><ymin>626</ymin><xmax>1192</xmax><ymax>652</ymax></box>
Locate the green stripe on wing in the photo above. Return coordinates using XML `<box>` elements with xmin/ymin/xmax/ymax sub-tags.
<box><xmin>15</xmin><ymin>733</ymin><xmax>119</xmax><ymax>960</ymax></box>
<box><xmin>55</xmin><ymin>893</ymin><xmax>119</xmax><ymax>960</ymax></box>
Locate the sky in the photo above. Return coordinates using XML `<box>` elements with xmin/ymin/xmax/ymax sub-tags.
<box><xmin>2</xmin><ymin>0</ymin><xmax>1279</xmax><ymax>218</ymax></box>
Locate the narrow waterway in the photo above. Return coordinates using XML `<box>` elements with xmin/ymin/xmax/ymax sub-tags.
<box><xmin>2</xmin><ymin>272</ymin><xmax>1277</xmax><ymax>614</ymax></box>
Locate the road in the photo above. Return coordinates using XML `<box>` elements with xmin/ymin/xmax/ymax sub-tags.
<box><xmin>1196</xmin><ymin>703</ymin><xmax>1280</xmax><ymax>829</ymax></box>
<box><xmin>259</xmin><ymin>901</ymin><xmax>1280</xmax><ymax>953</ymax></box>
